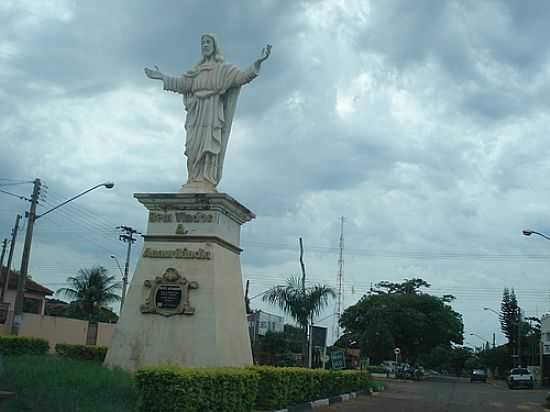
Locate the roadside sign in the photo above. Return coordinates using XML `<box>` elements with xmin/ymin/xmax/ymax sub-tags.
<box><xmin>330</xmin><ymin>351</ymin><xmax>345</xmax><ymax>370</ymax></box>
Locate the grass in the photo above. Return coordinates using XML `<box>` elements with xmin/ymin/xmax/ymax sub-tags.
<box><xmin>0</xmin><ymin>355</ymin><xmax>137</xmax><ymax>412</ymax></box>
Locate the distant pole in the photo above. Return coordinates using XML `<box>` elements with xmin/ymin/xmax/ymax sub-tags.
<box><xmin>0</xmin><ymin>239</ymin><xmax>7</xmax><ymax>273</ymax></box>
<box><xmin>1</xmin><ymin>216</ymin><xmax>21</xmax><ymax>303</ymax></box>
<box><xmin>299</xmin><ymin>238</ymin><xmax>306</xmax><ymax>291</ymax></box>
<box><xmin>12</xmin><ymin>179</ymin><xmax>41</xmax><ymax>335</ymax></box>
<box><xmin>118</xmin><ymin>225</ymin><xmax>139</xmax><ymax>310</ymax></box>
<box><xmin>493</xmin><ymin>332</ymin><xmax>495</xmax><ymax>349</ymax></box>
<box><xmin>517</xmin><ymin>307</ymin><xmax>522</xmax><ymax>367</ymax></box>
<box><xmin>299</xmin><ymin>237</ymin><xmax>309</xmax><ymax>368</ymax></box>
<box><xmin>333</xmin><ymin>217</ymin><xmax>345</xmax><ymax>342</ymax></box>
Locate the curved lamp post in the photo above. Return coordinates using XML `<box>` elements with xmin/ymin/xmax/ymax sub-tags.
<box><xmin>469</xmin><ymin>332</ymin><xmax>488</xmax><ymax>343</ymax></box>
<box><xmin>521</xmin><ymin>228</ymin><xmax>550</xmax><ymax>369</ymax></box>
<box><xmin>522</xmin><ymin>229</ymin><xmax>550</xmax><ymax>241</ymax></box>
<box><xmin>12</xmin><ymin>181</ymin><xmax>114</xmax><ymax>335</ymax></box>
<box><xmin>110</xmin><ymin>255</ymin><xmax>124</xmax><ymax>278</ymax></box>
<box><xmin>483</xmin><ymin>307</ymin><xmax>499</xmax><ymax>316</ymax></box>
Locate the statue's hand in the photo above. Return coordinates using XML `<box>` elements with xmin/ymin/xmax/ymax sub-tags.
<box><xmin>144</xmin><ymin>65</ymin><xmax>164</xmax><ymax>80</ymax></box>
<box><xmin>256</xmin><ymin>44</ymin><xmax>272</xmax><ymax>64</ymax></box>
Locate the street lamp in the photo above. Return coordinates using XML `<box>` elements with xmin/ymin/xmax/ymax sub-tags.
<box><xmin>522</xmin><ymin>229</ymin><xmax>550</xmax><ymax>241</ymax></box>
<box><xmin>482</xmin><ymin>308</ymin><xmax>499</xmax><ymax>348</ymax></box>
<box><xmin>12</xmin><ymin>180</ymin><xmax>114</xmax><ymax>335</ymax></box>
<box><xmin>518</xmin><ymin>229</ymin><xmax>550</xmax><ymax>370</ymax></box>
<box><xmin>483</xmin><ymin>307</ymin><xmax>499</xmax><ymax>316</ymax></box>
<box><xmin>110</xmin><ymin>255</ymin><xmax>124</xmax><ymax>278</ymax></box>
<box><xmin>469</xmin><ymin>332</ymin><xmax>489</xmax><ymax>344</ymax></box>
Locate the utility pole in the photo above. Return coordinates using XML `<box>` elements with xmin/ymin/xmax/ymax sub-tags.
<box><xmin>1</xmin><ymin>215</ymin><xmax>21</xmax><ymax>303</ymax></box>
<box><xmin>118</xmin><ymin>225</ymin><xmax>140</xmax><ymax>310</ymax></box>
<box><xmin>12</xmin><ymin>178</ymin><xmax>41</xmax><ymax>335</ymax></box>
<box><xmin>299</xmin><ymin>237</ymin><xmax>310</xmax><ymax>368</ymax></box>
<box><xmin>517</xmin><ymin>307</ymin><xmax>522</xmax><ymax>367</ymax></box>
<box><xmin>493</xmin><ymin>332</ymin><xmax>496</xmax><ymax>349</ymax></box>
<box><xmin>0</xmin><ymin>239</ymin><xmax>7</xmax><ymax>273</ymax></box>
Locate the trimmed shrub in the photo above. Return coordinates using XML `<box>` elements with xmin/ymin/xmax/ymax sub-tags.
<box><xmin>366</xmin><ymin>365</ymin><xmax>386</xmax><ymax>374</ymax></box>
<box><xmin>0</xmin><ymin>336</ymin><xmax>49</xmax><ymax>355</ymax></box>
<box><xmin>135</xmin><ymin>366</ymin><xmax>259</xmax><ymax>412</ymax></box>
<box><xmin>251</xmin><ymin>366</ymin><xmax>370</xmax><ymax>410</ymax></box>
<box><xmin>55</xmin><ymin>343</ymin><xmax>108</xmax><ymax>362</ymax></box>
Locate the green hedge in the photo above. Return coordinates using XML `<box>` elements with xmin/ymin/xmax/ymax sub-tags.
<box><xmin>366</xmin><ymin>365</ymin><xmax>386</xmax><ymax>374</ymax></box>
<box><xmin>252</xmin><ymin>367</ymin><xmax>369</xmax><ymax>410</ymax></box>
<box><xmin>0</xmin><ymin>336</ymin><xmax>49</xmax><ymax>355</ymax></box>
<box><xmin>135</xmin><ymin>365</ymin><xmax>369</xmax><ymax>412</ymax></box>
<box><xmin>55</xmin><ymin>343</ymin><xmax>108</xmax><ymax>362</ymax></box>
<box><xmin>135</xmin><ymin>366</ymin><xmax>259</xmax><ymax>412</ymax></box>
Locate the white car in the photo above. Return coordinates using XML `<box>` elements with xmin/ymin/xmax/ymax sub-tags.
<box><xmin>507</xmin><ymin>368</ymin><xmax>534</xmax><ymax>389</ymax></box>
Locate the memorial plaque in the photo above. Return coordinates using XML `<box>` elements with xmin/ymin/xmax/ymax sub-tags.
<box><xmin>156</xmin><ymin>285</ymin><xmax>182</xmax><ymax>309</ymax></box>
<box><xmin>141</xmin><ymin>268</ymin><xmax>199</xmax><ymax>317</ymax></box>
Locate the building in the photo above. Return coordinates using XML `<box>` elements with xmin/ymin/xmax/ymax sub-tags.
<box><xmin>0</xmin><ymin>267</ymin><xmax>115</xmax><ymax>348</ymax></box>
<box><xmin>247</xmin><ymin>310</ymin><xmax>284</xmax><ymax>343</ymax></box>
<box><xmin>0</xmin><ymin>267</ymin><xmax>54</xmax><ymax>323</ymax></box>
<box><xmin>541</xmin><ymin>313</ymin><xmax>550</xmax><ymax>384</ymax></box>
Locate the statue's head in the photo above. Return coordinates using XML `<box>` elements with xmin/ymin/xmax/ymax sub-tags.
<box><xmin>200</xmin><ymin>34</ymin><xmax>224</xmax><ymax>63</ymax></box>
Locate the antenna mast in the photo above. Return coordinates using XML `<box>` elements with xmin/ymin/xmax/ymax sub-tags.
<box><xmin>333</xmin><ymin>216</ymin><xmax>344</xmax><ymax>342</ymax></box>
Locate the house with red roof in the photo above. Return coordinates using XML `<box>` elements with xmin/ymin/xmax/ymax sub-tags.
<box><xmin>0</xmin><ymin>266</ymin><xmax>54</xmax><ymax>323</ymax></box>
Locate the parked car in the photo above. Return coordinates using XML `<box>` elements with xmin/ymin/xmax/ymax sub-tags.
<box><xmin>507</xmin><ymin>368</ymin><xmax>534</xmax><ymax>389</ymax></box>
<box><xmin>470</xmin><ymin>368</ymin><xmax>487</xmax><ymax>383</ymax></box>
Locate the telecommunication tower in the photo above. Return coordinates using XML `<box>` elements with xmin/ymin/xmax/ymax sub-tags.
<box><xmin>332</xmin><ymin>216</ymin><xmax>344</xmax><ymax>342</ymax></box>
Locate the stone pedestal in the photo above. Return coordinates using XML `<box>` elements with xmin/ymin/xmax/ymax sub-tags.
<box><xmin>105</xmin><ymin>192</ymin><xmax>254</xmax><ymax>371</ymax></box>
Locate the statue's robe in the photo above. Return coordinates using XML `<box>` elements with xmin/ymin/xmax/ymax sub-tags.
<box><xmin>163</xmin><ymin>62</ymin><xmax>258</xmax><ymax>187</ymax></box>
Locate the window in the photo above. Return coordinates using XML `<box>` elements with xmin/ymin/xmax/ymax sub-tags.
<box><xmin>23</xmin><ymin>297</ymin><xmax>41</xmax><ymax>314</ymax></box>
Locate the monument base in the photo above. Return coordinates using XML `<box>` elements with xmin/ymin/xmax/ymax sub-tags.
<box><xmin>105</xmin><ymin>192</ymin><xmax>254</xmax><ymax>371</ymax></box>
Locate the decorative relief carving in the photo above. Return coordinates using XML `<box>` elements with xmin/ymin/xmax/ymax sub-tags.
<box><xmin>140</xmin><ymin>268</ymin><xmax>199</xmax><ymax>317</ymax></box>
<box><xmin>149</xmin><ymin>212</ymin><xmax>173</xmax><ymax>223</ymax></box>
<box><xmin>175</xmin><ymin>212</ymin><xmax>214</xmax><ymax>223</ymax></box>
<box><xmin>175</xmin><ymin>224</ymin><xmax>188</xmax><ymax>235</ymax></box>
<box><xmin>143</xmin><ymin>248</ymin><xmax>211</xmax><ymax>260</ymax></box>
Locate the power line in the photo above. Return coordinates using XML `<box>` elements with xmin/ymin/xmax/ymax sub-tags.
<box><xmin>40</xmin><ymin>194</ymin><xmax>117</xmax><ymax>234</ymax></box>
<box><xmin>0</xmin><ymin>182</ymin><xmax>34</xmax><ymax>187</ymax></box>
<box><xmin>44</xmin><ymin>188</ymin><xmax>123</xmax><ymax>233</ymax></box>
<box><xmin>0</xmin><ymin>188</ymin><xmax>31</xmax><ymax>202</ymax></box>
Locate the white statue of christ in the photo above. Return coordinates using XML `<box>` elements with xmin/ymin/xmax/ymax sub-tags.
<box><xmin>145</xmin><ymin>34</ymin><xmax>271</xmax><ymax>192</ymax></box>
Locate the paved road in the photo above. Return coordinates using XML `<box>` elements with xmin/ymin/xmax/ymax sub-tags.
<box><xmin>319</xmin><ymin>376</ymin><xmax>549</xmax><ymax>412</ymax></box>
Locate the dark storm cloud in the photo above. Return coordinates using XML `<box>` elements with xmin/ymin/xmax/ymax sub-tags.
<box><xmin>3</xmin><ymin>1</ymin><xmax>303</xmax><ymax>99</ymax></box>
<box><xmin>351</xmin><ymin>0</ymin><xmax>550</xmax><ymax>122</ymax></box>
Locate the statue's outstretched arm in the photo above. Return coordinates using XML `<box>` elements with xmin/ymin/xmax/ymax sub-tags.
<box><xmin>144</xmin><ymin>65</ymin><xmax>164</xmax><ymax>80</ymax></box>
<box><xmin>145</xmin><ymin>65</ymin><xmax>186</xmax><ymax>94</ymax></box>
<box><xmin>254</xmin><ymin>44</ymin><xmax>272</xmax><ymax>72</ymax></box>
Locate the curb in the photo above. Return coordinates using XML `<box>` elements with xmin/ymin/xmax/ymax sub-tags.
<box><xmin>262</xmin><ymin>389</ymin><xmax>374</xmax><ymax>412</ymax></box>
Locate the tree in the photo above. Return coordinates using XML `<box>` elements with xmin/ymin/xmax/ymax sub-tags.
<box><xmin>45</xmin><ymin>298</ymin><xmax>119</xmax><ymax>323</ymax></box>
<box><xmin>262</xmin><ymin>276</ymin><xmax>335</xmax><ymax>366</ymax></box>
<box><xmin>339</xmin><ymin>278</ymin><xmax>463</xmax><ymax>364</ymax></box>
<box><xmin>500</xmin><ymin>288</ymin><xmax>519</xmax><ymax>346</ymax></box>
<box><xmin>56</xmin><ymin>266</ymin><xmax>121</xmax><ymax>322</ymax></box>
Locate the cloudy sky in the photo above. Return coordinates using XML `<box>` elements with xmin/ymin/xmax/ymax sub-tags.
<box><xmin>2</xmin><ymin>0</ymin><xmax>550</xmax><ymax>346</ymax></box>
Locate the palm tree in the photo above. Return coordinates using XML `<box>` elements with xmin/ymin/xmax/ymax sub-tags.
<box><xmin>57</xmin><ymin>266</ymin><xmax>121</xmax><ymax>321</ymax></box>
<box><xmin>263</xmin><ymin>275</ymin><xmax>335</xmax><ymax>367</ymax></box>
